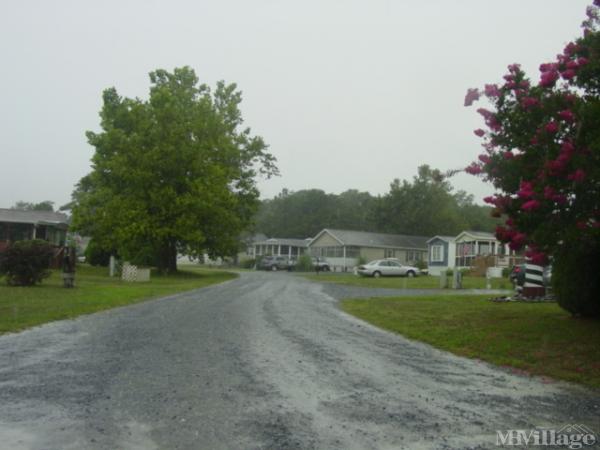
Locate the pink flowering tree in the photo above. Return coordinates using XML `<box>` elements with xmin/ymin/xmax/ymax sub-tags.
<box><xmin>465</xmin><ymin>1</ymin><xmax>600</xmax><ymax>317</ymax></box>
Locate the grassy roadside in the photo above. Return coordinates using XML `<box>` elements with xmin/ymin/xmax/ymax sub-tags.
<box><xmin>304</xmin><ymin>272</ymin><xmax>512</xmax><ymax>290</ymax></box>
<box><xmin>342</xmin><ymin>295</ymin><xmax>600</xmax><ymax>388</ymax></box>
<box><xmin>0</xmin><ymin>265</ymin><xmax>237</xmax><ymax>335</ymax></box>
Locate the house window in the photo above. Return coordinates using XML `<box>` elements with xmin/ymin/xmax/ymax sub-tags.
<box><xmin>324</xmin><ymin>246</ymin><xmax>343</xmax><ymax>258</ymax></box>
<box><xmin>384</xmin><ymin>249</ymin><xmax>395</xmax><ymax>258</ymax></box>
<box><xmin>431</xmin><ymin>245</ymin><xmax>444</xmax><ymax>262</ymax></box>
<box><xmin>345</xmin><ymin>246</ymin><xmax>360</xmax><ymax>258</ymax></box>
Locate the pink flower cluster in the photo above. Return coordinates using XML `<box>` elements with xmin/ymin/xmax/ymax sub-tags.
<box><xmin>539</xmin><ymin>64</ymin><xmax>560</xmax><ymax>88</ymax></box>
<box><xmin>477</xmin><ymin>108</ymin><xmax>501</xmax><ymax>131</ymax></box>
<box><xmin>464</xmin><ymin>88</ymin><xmax>480</xmax><ymax>107</ymax></box>
<box><xmin>484</xmin><ymin>84</ymin><xmax>500</xmax><ymax>97</ymax></box>
<box><xmin>464</xmin><ymin>162</ymin><xmax>483</xmax><ymax>175</ymax></box>
<box><xmin>521</xmin><ymin>200</ymin><xmax>541</xmax><ymax>211</ymax></box>
<box><xmin>496</xmin><ymin>225</ymin><xmax>529</xmax><ymax>251</ymax></box>
<box><xmin>521</xmin><ymin>97</ymin><xmax>539</xmax><ymax>109</ymax></box>
<box><xmin>545</xmin><ymin>141</ymin><xmax>576</xmax><ymax>175</ymax></box>
<box><xmin>525</xmin><ymin>248</ymin><xmax>548</xmax><ymax>265</ymax></box>
<box><xmin>558</xmin><ymin>109</ymin><xmax>575</xmax><ymax>123</ymax></box>
<box><xmin>543</xmin><ymin>186</ymin><xmax>567</xmax><ymax>205</ymax></box>
<box><xmin>567</xmin><ymin>169</ymin><xmax>586</xmax><ymax>182</ymax></box>
<box><xmin>538</xmin><ymin>34</ymin><xmax>591</xmax><ymax>87</ymax></box>
<box><xmin>517</xmin><ymin>181</ymin><xmax>535</xmax><ymax>199</ymax></box>
<box><xmin>545</xmin><ymin>121</ymin><xmax>559</xmax><ymax>134</ymax></box>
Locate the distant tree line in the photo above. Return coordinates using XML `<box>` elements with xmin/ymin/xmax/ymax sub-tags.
<box><xmin>254</xmin><ymin>165</ymin><xmax>499</xmax><ymax>238</ymax></box>
<box><xmin>11</xmin><ymin>200</ymin><xmax>55</xmax><ymax>212</ymax></box>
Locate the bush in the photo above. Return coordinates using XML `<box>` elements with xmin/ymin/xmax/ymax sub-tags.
<box><xmin>415</xmin><ymin>260</ymin><xmax>427</xmax><ymax>271</ymax></box>
<box><xmin>0</xmin><ymin>240</ymin><xmax>55</xmax><ymax>286</ymax></box>
<box><xmin>501</xmin><ymin>267</ymin><xmax>511</xmax><ymax>278</ymax></box>
<box><xmin>357</xmin><ymin>255</ymin><xmax>367</xmax><ymax>266</ymax></box>
<box><xmin>240</xmin><ymin>258</ymin><xmax>256</xmax><ymax>269</ymax></box>
<box><xmin>446</xmin><ymin>268</ymin><xmax>471</xmax><ymax>277</ymax></box>
<box><xmin>295</xmin><ymin>254</ymin><xmax>314</xmax><ymax>272</ymax></box>
<box><xmin>553</xmin><ymin>243</ymin><xmax>600</xmax><ymax>317</ymax></box>
<box><xmin>84</xmin><ymin>240</ymin><xmax>113</xmax><ymax>267</ymax></box>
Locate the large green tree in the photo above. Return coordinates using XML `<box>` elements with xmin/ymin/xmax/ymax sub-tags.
<box><xmin>373</xmin><ymin>165</ymin><xmax>498</xmax><ymax>236</ymax></box>
<box><xmin>72</xmin><ymin>67</ymin><xmax>277</xmax><ymax>272</ymax></box>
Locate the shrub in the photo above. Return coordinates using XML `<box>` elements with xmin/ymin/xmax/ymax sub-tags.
<box><xmin>501</xmin><ymin>267</ymin><xmax>511</xmax><ymax>278</ymax></box>
<box><xmin>553</xmin><ymin>243</ymin><xmax>600</xmax><ymax>317</ymax></box>
<box><xmin>0</xmin><ymin>240</ymin><xmax>55</xmax><ymax>286</ymax></box>
<box><xmin>445</xmin><ymin>268</ymin><xmax>454</xmax><ymax>276</ymax></box>
<box><xmin>240</xmin><ymin>258</ymin><xmax>256</xmax><ymax>269</ymax></box>
<box><xmin>357</xmin><ymin>255</ymin><xmax>367</xmax><ymax>266</ymax></box>
<box><xmin>415</xmin><ymin>260</ymin><xmax>427</xmax><ymax>271</ymax></box>
<box><xmin>295</xmin><ymin>254</ymin><xmax>314</xmax><ymax>272</ymax></box>
<box><xmin>84</xmin><ymin>240</ymin><xmax>112</xmax><ymax>267</ymax></box>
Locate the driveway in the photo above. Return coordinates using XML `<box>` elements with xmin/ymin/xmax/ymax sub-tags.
<box><xmin>0</xmin><ymin>272</ymin><xmax>598</xmax><ymax>449</ymax></box>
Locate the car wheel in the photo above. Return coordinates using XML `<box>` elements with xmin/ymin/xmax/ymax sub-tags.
<box><xmin>373</xmin><ymin>271</ymin><xmax>381</xmax><ymax>278</ymax></box>
<box><xmin>271</xmin><ymin>265</ymin><xmax>278</xmax><ymax>271</ymax></box>
<box><xmin>406</xmin><ymin>271</ymin><xmax>415</xmax><ymax>278</ymax></box>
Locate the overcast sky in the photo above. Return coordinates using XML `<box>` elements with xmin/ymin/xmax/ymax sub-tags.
<box><xmin>0</xmin><ymin>0</ymin><xmax>591</xmax><ymax>209</ymax></box>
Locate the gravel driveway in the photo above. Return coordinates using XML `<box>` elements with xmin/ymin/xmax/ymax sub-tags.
<box><xmin>0</xmin><ymin>272</ymin><xmax>598</xmax><ymax>449</ymax></box>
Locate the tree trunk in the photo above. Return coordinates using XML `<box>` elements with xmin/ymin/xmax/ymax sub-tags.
<box><xmin>157</xmin><ymin>240</ymin><xmax>178</xmax><ymax>274</ymax></box>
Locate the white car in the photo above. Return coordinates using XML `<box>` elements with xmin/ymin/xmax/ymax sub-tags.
<box><xmin>357</xmin><ymin>259</ymin><xmax>420</xmax><ymax>278</ymax></box>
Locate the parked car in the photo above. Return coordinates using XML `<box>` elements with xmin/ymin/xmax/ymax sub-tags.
<box><xmin>357</xmin><ymin>259</ymin><xmax>420</xmax><ymax>278</ymax></box>
<box><xmin>258</xmin><ymin>256</ymin><xmax>293</xmax><ymax>271</ymax></box>
<box><xmin>311</xmin><ymin>257</ymin><xmax>331</xmax><ymax>272</ymax></box>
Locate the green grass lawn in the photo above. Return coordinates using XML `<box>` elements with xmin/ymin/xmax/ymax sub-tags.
<box><xmin>342</xmin><ymin>295</ymin><xmax>600</xmax><ymax>388</ymax></box>
<box><xmin>0</xmin><ymin>265</ymin><xmax>237</xmax><ymax>334</ymax></box>
<box><xmin>303</xmin><ymin>272</ymin><xmax>512</xmax><ymax>290</ymax></box>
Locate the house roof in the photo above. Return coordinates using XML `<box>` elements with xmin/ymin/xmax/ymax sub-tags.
<box><xmin>426</xmin><ymin>235</ymin><xmax>456</xmax><ymax>244</ymax></box>
<box><xmin>455</xmin><ymin>230</ymin><xmax>497</xmax><ymax>242</ymax></box>
<box><xmin>312</xmin><ymin>229</ymin><xmax>429</xmax><ymax>250</ymax></box>
<box><xmin>257</xmin><ymin>237</ymin><xmax>311</xmax><ymax>248</ymax></box>
<box><xmin>240</xmin><ymin>232</ymin><xmax>268</xmax><ymax>244</ymax></box>
<box><xmin>0</xmin><ymin>209</ymin><xmax>69</xmax><ymax>227</ymax></box>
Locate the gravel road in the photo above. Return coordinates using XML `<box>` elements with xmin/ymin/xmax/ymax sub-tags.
<box><xmin>0</xmin><ymin>272</ymin><xmax>598</xmax><ymax>449</ymax></box>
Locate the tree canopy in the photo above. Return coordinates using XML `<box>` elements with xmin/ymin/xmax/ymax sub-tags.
<box><xmin>254</xmin><ymin>165</ymin><xmax>498</xmax><ymax>239</ymax></box>
<box><xmin>71</xmin><ymin>67</ymin><xmax>277</xmax><ymax>272</ymax></box>
<box><xmin>11</xmin><ymin>201</ymin><xmax>54</xmax><ymax>212</ymax></box>
<box><xmin>464</xmin><ymin>2</ymin><xmax>600</xmax><ymax>316</ymax></box>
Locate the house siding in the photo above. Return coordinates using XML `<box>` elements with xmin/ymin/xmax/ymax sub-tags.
<box><xmin>428</xmin><ymin>238</ymin><xmax>449</xmax><ymax>267</ymax></box>
<box><xmin>360</xmin><ymin>247</ymin><xmax>385</xmax><ymax>262</ymax></box>
<box><xmin>310</xmin><ymin>232</ymin><xmax>341</xmax><ymax>248</ymax></box>
<box><xmin>427</xmin><ymin>237</ymin><xmax>457</xmax><ymax>276</ymax></box>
